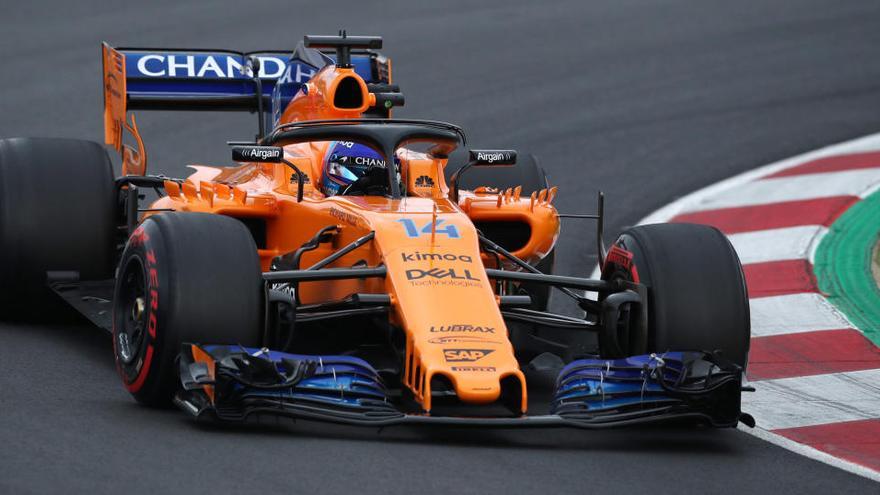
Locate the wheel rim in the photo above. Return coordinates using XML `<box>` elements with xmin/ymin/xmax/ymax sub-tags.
<box><xmin>117</xmin><ymin>256</ymin><xmax>147</xmax><ymax>365</ymax></box>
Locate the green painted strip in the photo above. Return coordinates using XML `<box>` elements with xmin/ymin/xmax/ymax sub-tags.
<box><xmin>814</xmin><ymin>189</ymin><xmax>880</xmax><ymax>346</ymax></box>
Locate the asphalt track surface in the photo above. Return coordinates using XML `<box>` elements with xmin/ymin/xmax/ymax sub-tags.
<box><xmin>2</xmin><ymin>1</ymin><xmax>880</xmax><ymax>493</ymax></box>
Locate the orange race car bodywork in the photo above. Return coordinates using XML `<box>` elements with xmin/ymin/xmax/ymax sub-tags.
<box><xmin>85</xmin><ymin>35</ymin><xmax>747</xmax><ymax>429</ymax></box>
<box><xmin>103</xmin><ymin>40</ymin><xmax>560</xmax><ymax>412</ymax></box>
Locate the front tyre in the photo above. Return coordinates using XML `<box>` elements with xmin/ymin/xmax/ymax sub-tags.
<box><xmin>113</xmin><ymin>213</ymin><xmax>264</xmax><ymax>406</ymax></box>
<box><xmin>606</xmin><ymin>223</ymin><xmax>750</xmax><ymax>368</ymax></box>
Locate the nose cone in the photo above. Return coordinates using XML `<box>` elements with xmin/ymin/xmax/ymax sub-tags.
<box><xmin>408</xmin><ymin>331</ymin><xmax>527</xmax><ymax>412</ymax></box>
<box><xmin>378</xmin><ymin>209</ymin><xmax>527</xmax><ymax>413</ymax></box>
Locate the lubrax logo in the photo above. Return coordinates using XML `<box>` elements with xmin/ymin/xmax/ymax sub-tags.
<box><xmin>443</xmin><ymin>349</ymin><xmax>494</xmax><ymax>362</ymax></box>
<box><xmin>401</xmin><ymin>252</ymin><xmax>473</xmax><ymax>263</ymax></box>
<box><xmin>406</xmin><ymin>268</ymin><xmax>479</xmax><ymax>281</ymax></box>
<box><xmin>430</xmin><ymin>324</ymin><xmax>495</xmax><ymax>334</ymax></box>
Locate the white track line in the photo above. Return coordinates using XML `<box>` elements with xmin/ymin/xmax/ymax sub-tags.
<box><xmin>745</xmin><ymin>426</ymin><xmax>880</xmax><ymax>482</ymax></box>
<box><xmin>639</xmin><ymin>134</ymin><xmax>880</xmax><ymax>225</ymax></box>
<box><xmin>741</xmin><ymin>368</ymin><xmax>880</xmax><ymax>430</ymax></box>
<box><xmin>750</xmin><ymin>293</ymin><xmax>853</xmax><ymax>337</ymax></box>
<box><xmin>729</xmin><ymin>226</ymin><xmax>827</xmax><ymax>265</ymax></box>
<box><xmin>679</xmin><ymin>168</ymin><xmax>880</xmax><ymax>212</ymax></box>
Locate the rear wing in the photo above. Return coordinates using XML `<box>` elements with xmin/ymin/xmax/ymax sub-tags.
<box><xmin>101</xmin><ymin>41</ymin><xmax>391</xmax><ymax>173</ymax></box>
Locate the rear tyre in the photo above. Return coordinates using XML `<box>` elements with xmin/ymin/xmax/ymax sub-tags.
<box><xmin>112</xmin><ymin>212</ymin><xmax>264</xmax><ymax>406</ymax></box>
<box><xmin>607</xmin><ymin>223</ymin><xmax>750</xmax><ymax>367</ymax></box>
<box><xmin>0</xmin><ymin>138</ymin><xmax>116</xmax><ymax>315</ymax></box>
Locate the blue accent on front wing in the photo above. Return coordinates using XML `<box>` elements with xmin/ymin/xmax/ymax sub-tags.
<box><xmin>552</xmin><ymin>352</ymin><xmax>692</xmax><ymax>414</ymax></box>
<box><xmin>201</xmin><ymin>345</ymin><xmax>388</xmax><ymax>409</ymax></box>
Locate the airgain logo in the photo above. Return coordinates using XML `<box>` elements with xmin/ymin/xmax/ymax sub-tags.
<box><xmin>414</xmin><ymin>175</ymin><xmax>435</xmax><ymax>188</ymax></box>
<box><xmin>443</xmin><ymin>349</ymin><xmax>494</xmax><ymax>362</ymax></box>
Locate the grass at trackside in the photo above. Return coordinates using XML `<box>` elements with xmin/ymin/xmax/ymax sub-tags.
<box><xmin>814</xmin><ymin>189</ymin><xmax>880</xmax><ymax>346</ymax></box>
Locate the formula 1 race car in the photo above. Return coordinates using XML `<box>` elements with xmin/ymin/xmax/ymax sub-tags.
<box><xmin>0</xmin><ymin>34</ymin><xmax>753</xmax><ymax>429</ymax></box>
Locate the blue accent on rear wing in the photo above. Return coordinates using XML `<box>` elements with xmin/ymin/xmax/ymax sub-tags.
<box><xmin>116</xmin><ymin>47</ymin><xmax>381</xmax><ymax>113</ymax></box>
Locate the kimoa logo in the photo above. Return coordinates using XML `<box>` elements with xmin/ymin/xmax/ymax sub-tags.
<box><xmin>443</xmin><ymin>349</ymin><xmax>494</xmax><ymax>362</ymax></box>
<box><xmin>401</xmin><ymin>252</ymin><xmax>473</xmax><ymax>263</ymax></box>
<box><xmin>430</xmin><ymin>324</ymin><xmax>495</xmax><ymax>334</ymax></box>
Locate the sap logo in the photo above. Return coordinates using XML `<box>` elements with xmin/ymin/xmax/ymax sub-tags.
<box><xmin>430</xmin><ymin>324</ymin><xmax>495</xmax><ymax>334</ymax></box>
<box><xmin>401</xmin><ymin>251</ymin><xmax>473</xmax><ymax>263</ymax></box>
<box><xmin>443</xmin><ymin>349</ymin><xmax>494</xmax><ymax>362</ymax></box>
<box><xmin>406</xmin><ymin>268</ymin><xmax>478</xmax><ymax>281</ymax></box>
<box><xmin>397</xmin><ymin>218</ymin><xmax>460</xmax><ymax>239</ymax></box>
<box><xmin>133</xmin><ymin>54</ymin><xmax>286</xmax><ymax>79</ymax></box>
<box><xmin>451</xmin><ymin>366</ymin><xmax>496</xmax><ymax>372</ymax></box>
<box><xmin>414</xmin><ymin>175</ymin><xmax>434</xmax><ymax>188</ymax></box>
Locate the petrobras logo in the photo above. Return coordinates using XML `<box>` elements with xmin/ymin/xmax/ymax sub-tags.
<box><xmin>127</xmin><ymin>53</ymin><xmax>289</xmax><ymax>79</ymax></box>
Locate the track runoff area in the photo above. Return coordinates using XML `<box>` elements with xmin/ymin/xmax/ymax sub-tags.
<box><xmin>635</xmin><ymin>133</ymin><xmax>880</xmax><ymax>481</ymax></box>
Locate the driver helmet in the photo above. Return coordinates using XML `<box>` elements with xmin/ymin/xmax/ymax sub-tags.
<box><xmin>320</xmin><ymin>141</ymin><xmax>388</xmax><ymax>196</ymax></box>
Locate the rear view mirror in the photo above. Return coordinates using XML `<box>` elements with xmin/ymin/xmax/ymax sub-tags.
<box><xmin>229</xmin><ymin>144</ymin><xmax>306</xmax><ymax>203</ymax></box>
<box><xmin>451</xmin><ymin>149</ymin><xmax>519</xmax><ymax>202</ymax></box>
<box><xmin>469</xmin><ymin>149</ymin><xmax>517</xmax><ymax>166</ymax></box>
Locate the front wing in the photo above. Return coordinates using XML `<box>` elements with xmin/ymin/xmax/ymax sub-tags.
<box><xmin>175</xmin><ymin>345</ymin><xmax>753</xmax><ymax>429</ymax></box>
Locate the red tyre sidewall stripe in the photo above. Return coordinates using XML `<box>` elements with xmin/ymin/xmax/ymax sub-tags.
<box><xmin>114</xmin><ymin>223</ymin><xmax>161</xmax><ymax>394</ymax></box>
<box><xmin>124</xmin><ymin>344</ymin><xmax>154</xmax><ymax>393</ymax></box>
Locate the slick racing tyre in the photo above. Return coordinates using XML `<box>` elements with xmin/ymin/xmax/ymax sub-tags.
<box><xmin>0</xmin><ymin>138</ymin><xmax>116</xmax><ymax>316</ymax></box>
<box><xmin>446</xmin><ymin>152</ymin><xmax>555</xmax><ymax>310</ymax></box>
<box><xmin>113</xmin><ymin>212</ymin><xmax>264</xmax><ymax>406</ymax></box>
<box><xmin>606</xmin><ymin>223</ymin><xmax>750</xmax><ymax>368</ymax></box>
